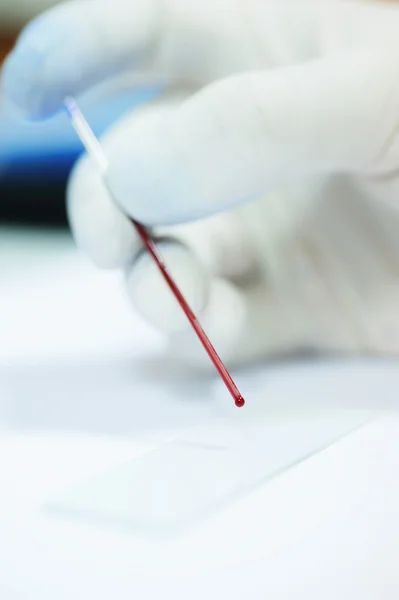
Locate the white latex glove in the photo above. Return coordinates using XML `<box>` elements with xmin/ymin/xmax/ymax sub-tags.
<box><xmin>4</xmin><ymin>0</ymin><xmax>399</xmax><ymax>367</ymax></box>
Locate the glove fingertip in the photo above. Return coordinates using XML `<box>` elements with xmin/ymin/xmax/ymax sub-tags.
<box><xmin>68</xmin><ymin>155</ymin><xmax>141</xmax><ymax>269</ymax></box>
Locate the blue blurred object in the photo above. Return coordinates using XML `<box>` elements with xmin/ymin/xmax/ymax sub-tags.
<box><xmin>0</xmin><ymin>84</ymin><xmax>159</xmax><ymax>181</ymax></box>
<box><xmin>0</xmin><ymin>82</ymin><xmax>160</xmax><ymax>224</ymax></box>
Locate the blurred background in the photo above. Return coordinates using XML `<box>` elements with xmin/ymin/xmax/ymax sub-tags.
<box><xmin>0</xmin><ymin>0</ymin><xmax>157</xmax><ymax>227</ymax></box>
<box><xmin>0</xmin><ymin>0</ymin><xmax>66</xmax><ymax>226</ymax></box>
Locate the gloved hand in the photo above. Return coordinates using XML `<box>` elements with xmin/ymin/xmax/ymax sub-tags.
<box><xmin>4</xmin><ymin>0</ymin><xmax>399</xmax><ymax>367</ymax></box>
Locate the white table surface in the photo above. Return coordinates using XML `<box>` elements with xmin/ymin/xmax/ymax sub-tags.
<box><xmin>1</xmin><ymin>228</ymin><xmax>399</xmax><ymax>600</ymax></box>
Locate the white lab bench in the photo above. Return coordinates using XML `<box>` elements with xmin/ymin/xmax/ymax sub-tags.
<box><xmin>1</xmin><ymin>228</ymin><xmax>399</xmax><ymax>600</ymax></box>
